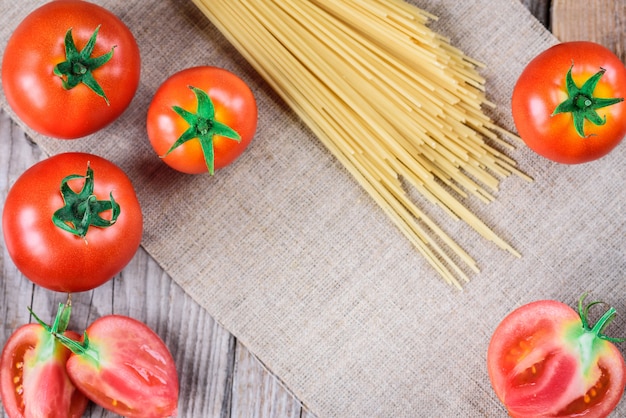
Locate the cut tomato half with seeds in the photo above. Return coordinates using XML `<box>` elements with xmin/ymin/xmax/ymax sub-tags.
<box><xmin>487</xmin><ymin>296</ymin><xmax>626</xmax><ymax>417</ymax></box>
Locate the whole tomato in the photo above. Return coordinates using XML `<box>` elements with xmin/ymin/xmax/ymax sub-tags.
<box><xmin>55</xmin><ymin>315</ymin><xmax>179</xmax><ymax>417</ymax></box>
<box><xmin>1</xmin><ymin>0</ymin><xmax>141</xmax><ymax>139</ymax></box>
<box><xmin>147</xmin><ymin>66</ymin><xmax>258</xmax><ymax>174</ymax></box>
<box><xmin>2</xmin><ymin>152</ymin><xmax>143</xmax><ymax>293</ymax></box>
<box><xmin>512</xmin><ymin>41</ymin><xmax>626</xmax><ymax>164</ymax></box>
<box><xmin>0</xmin><ymin>304</ymin><xmax>89</xmax><ymax>418</ymax></box>
<box><xmin>487</xmin><ymin>295</ymin><xmax>626</xmax><ymax>417</ymax></box>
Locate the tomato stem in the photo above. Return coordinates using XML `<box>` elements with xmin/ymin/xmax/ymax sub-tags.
<box><xmin>52</xmin><ymin>162</ymin><xmax>120</xmax><ymax>239</ymax></box>
<box><xmin>29</xmin><ymin>302</ymin><xmax>71</xmax><ymax>334</ymax></box>
<box><xmin>578</xmin><ymin>293</ymin><xmax>625</xmax><ymax>343</ymax></box>
<box><xmin>162</xmin><ymin>85</ymin><xmax>241</xmax><ymax>175</ymax></box>
<box><xmin>31</xmin><ymin>303</ymin><xmax>101</xmax><ymax>364</ymax></box>
<box><xmin>552</xmin><ymin>65</ymin><xmax>624</xmax><ymax>138</ymax></box>
<box><xmin>53</xmin><ymin>331</ymin><xmax>92</xmax><ymax>357</ymax></box>
<box><xmin>53</xmin><ymin>26</ymin><xmax>114</xmax><ymax>105</ymax></box>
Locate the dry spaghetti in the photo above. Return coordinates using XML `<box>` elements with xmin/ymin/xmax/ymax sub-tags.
<box><xmin>192</xmin><ymin>0</ymin><xmax>531</xmax><ymax>288</ymax></box>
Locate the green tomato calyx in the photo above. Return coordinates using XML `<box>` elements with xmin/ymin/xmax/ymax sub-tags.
<box><xmin>162</xmin><ymin>85</ymin><xmax>241</xmax><ymax>175</ymax></box>
<box><xmin>552</xmin><ymin>64</ymin><xmax>624</xmax><ymax>138</ymax></box>
<box><xmin>578</xmin><ymin>293</ymin><xmax>624</xmax><ymax>343</ymax></box>
<box><xmin>53</xmin><ymin>26</ymin><xmax>115</xmax><ymax>105</ymax></box>
<box><xmin>31</xmin><ymin>301</ymin><xmax>100</xmax><ymax>365</ymax></box>
<box><xmin>52</xmin><ymin>162</ymin><xmax>120</xmax><ymax>239</ymax></box>
<box><xmin>53</xmin><ymin>329</ymin><xmax>99</xmax><ymax>365</ymax></box>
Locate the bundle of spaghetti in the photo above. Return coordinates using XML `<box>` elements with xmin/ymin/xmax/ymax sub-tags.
<box><xmin>192</xmin><ymin>0</ymin><xmax>531</xmax><ymax>288</ymax></box>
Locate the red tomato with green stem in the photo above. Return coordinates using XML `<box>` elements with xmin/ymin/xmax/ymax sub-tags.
<box><xmin>147</xmin><ymin>66</ymin><xmax>258</xmax><ymax>174</ymax></box>
<box><xmin>0</xmin><ymin>303</ymin><xmax>89</xmax><ymax>418</ymax></box>
<box><xmin>512</xmin><ymin>41</ymin><xmax>626</xmax><ymax>164</ymax></box>
<box><xmin>51</xmin><ymin>314</ymin><xmax>179</xmax><ymax>417</ymax></box>
<box><xmin>2</xmin><ymin>152</ymin><xmax>143</xmax><ymax>293</ymax></box>
<box><xmin>1</xmin><ymin>0</ymin><xmax>141</xmax><ymax>139</ymax></box>
<box><xmin>487</xmin><ymin>295</ymin><xmax>626</xmax><ymax>417</ymax></box>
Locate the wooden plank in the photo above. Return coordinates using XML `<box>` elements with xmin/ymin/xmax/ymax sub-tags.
<box><xmin>520</xmin><ymin>0</ymin><xmax>551</xmax><ymax>27</ymax></box>
<box><xmin>552</xmin><ymin>0</ymin><xmax>626</xmax><ymax>61</ymax></box>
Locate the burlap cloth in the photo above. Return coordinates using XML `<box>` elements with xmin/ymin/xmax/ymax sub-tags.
<box><xmin>2</xmin><ymin>1</ymin><xmax>626</xmax><ymax>417</ymax></box>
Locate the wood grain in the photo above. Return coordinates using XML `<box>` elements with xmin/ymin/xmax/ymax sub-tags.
<box><xmin>520</xmin><ymin>0</ymin><xmax>551</xmax><ymax>27</ymax></box>
<box><xmin>552</xmin><ymin>0</ymin><xmax>626</xmax><ymax>61</ymax></box>
<box><xmin>0</xmin><ymin>1</ymin><xmax>550</xmax><ymax>417</ymax></box>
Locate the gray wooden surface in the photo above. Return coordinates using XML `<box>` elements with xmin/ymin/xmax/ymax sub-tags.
<box><xmin>0</xmin><ymin>1</ymin><xmax>548</xmax><ymax>417</ymax></box>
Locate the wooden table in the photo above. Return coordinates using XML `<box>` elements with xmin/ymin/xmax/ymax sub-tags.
<box><xmin>0</xmin><ymin>1</ymin><xmax>620</xmax><ymax>416</ymax></box>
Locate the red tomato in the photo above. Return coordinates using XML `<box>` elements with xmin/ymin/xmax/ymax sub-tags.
<box><xmin>147</xmin><ymin>66</ymin><xmax>258</xmax><ymax>174</ymax></box>
<box><xmin>57</xmin><ymin>315</ymin><xmax>179</xmax><ymax>417</ymax></box>
<box><xmin>2</xmin><ymin>152</ymin><xmax>143</xmax><ymax>293</ymax></box>
<box><xmin>0</xmin><ymin>306</ymin><xmax>89</xmax><ymax>418</ymax></box>
<box><xmin>2</xmin><ymin>0</ymin><xmax>141</xmax><ymax>139</ymax></box>
<box><xmin>487</xmin><ymin>296</ymin><xmax>626</xmax><ymax>417</ymax></box>
<box><xmin>512</xmin><ymin>41</ymin><xmax>626</xmax><ymax>164</ymax></box>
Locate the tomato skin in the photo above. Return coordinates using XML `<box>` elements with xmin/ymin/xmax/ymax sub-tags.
<box><xmin>1</xmin><ymin>0</ymin><xmax>141</xmax><ymax>139</ymax></box>
<box><xmin>487</xmin><ymin>299</ymin><xmax>626</xmax><ymax>418</ymax></box>
<box><xmin>1</xmin><ymin>152</ymin><xmax>143</xmax><ymax>293</ymax></box>
<box><xmin>0</xmin><ymin>324</ymin><xmax>89</xmax><ymax>418</ymax></box>
<box><xmin>512</xmin><ymin>41</ymin><xmax>626</xmax><ymax>164</ymax></box>
<box><xmin>64</xmin><ymin>315</ymin><xmax>179</xmax><ymax>417</ymax></box>
<box><xmin>147</xmin><ymin>66</ymin><xmax>258</xmax><ymax>174</ymax></box>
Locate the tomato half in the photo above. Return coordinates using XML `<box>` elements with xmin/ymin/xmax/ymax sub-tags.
<box><xmin>512</xmin><ymin>41</ymin><xmax>626</xmax><ymax>164</ymax></box>
<box><xmin>2</xmin><ymin>0</ymin><xmax>141</xmax><ymax>139</ymax></box>
<box><xmin>487</xmin><ymin>296</ymin><xmax>626</xmax><ymax>417</ymax></box>
<box><xmin>147</xmin><ymin>66</ymin><xmax>258</xmax><ymax>174</ymax></box>
<box><xmin>58</xmin><ymin>315</ymin><xmax>179</xmax><ymax>417</ymax></box>
<box><xmin>0</xmin><ymin>307</ymin><xmax>88</xmax><ymax>418</ymax></box>
<box><xmin>2</xmin><ymin>152</ymin><xmax>143</xmax><ymax>293</ymax></box>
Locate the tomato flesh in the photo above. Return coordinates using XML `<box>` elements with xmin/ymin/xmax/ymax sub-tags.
<box><xmin>487</xmin><ymin>299</ymin><xmax>626</xmax><ymax>417</ymax></box>
<box><xmin>0</xmin><ymin>324</ymin><xmax>88</xmax><ymax>418</ymax></box>
<box><xmin>64</xmin><ymin>315</ymin><xmax>179</xmax><ymax>417</ymax></box>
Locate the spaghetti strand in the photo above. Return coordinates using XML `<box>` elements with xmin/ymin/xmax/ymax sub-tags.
<box><xmin>192</xmin><ymin>0</ymin><xmax>530</xmax><ymax>287</ymax></box>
